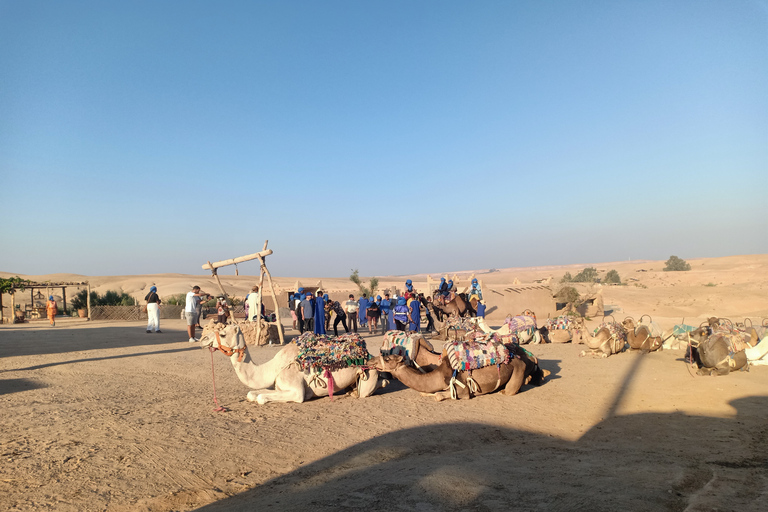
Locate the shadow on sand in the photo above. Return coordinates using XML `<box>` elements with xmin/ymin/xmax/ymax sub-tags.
<box><xmin>193</xmin><ymin>349</ymin><xmax>767</xmax><ymax>511</ymax></box>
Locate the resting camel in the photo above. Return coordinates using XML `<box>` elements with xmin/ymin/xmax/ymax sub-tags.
<box><xmin>622</xmin><ymin>317</ymin><xmax>663</xmax><ymax>352</ymax></box>
<box><xmin>369</xmin><ymin>345</ymin><xmax>547</xmax><ymax>402</ymax></box>
<box><xmin>687</xmin><ymin>326</ymin><xmax>749</xmax><ymax>376</ymax></box>
<box><xmin>200</xmin><ymin>325</ymin><xmax>388</xmax><ymax>404</ymax></box>
<box><xmin>577</xmin><ymin>320</ymin><xmax>627</xmax><ymax>358</ymax></box>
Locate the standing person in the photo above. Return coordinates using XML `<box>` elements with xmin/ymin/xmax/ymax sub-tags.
<box><xmin>379</xmin><ymin>293</ymin><xmax>392</xmax><ymax>332</ymax></box>
<box><xmin>476</xmin><ymin>301</ymin><xmax>487</xmax><ymax>319</ymax></box>
<box><xmin>247</xmin><ymin>286</ymin><xmax>261</xmax><ymax>322</ymax></box>
<box><xmin>421</xmin><ymin>295</ymin><xmax>435</xmax><ymax>333</ymax></box>
<box><xmin>195</xmin><ymin>289</ymin><xmax>210</xmax><ymax>329</ymax></box>
<box><xmin>46</xmin><ymin>295</ymin><xmax>57</xmax><ymax>327</ymax></box>
<box><xmin>323</xmin><ymin>293</ymin><xmax>332</xmax><ymax>330</ymax></box>
<box><xmin>216</xmin><ymin>297</ymin><xmax>229</xmax><ymax>324</ymax></box>
<box><xmin>345</xmin><ymin>294</ymin><xmax>359</xmax><ymax>333</ymax></box>
<box><xmin>331</xmin><ymin>298</ymin><xmax>349</xmax><ymax>336</ymax></box>
<box><xmin>145</xmin><ymin>286</ymin><xmax>162</xmax><ymax>333</ymax></box>
<box><xmin>185</xmin><ymin>286</ymin><xmax>207</xmax><ymax>342</ymax></box>
<box><xmin>358</xmin><ymin>294</ymin><xmax>369</xmax><ymax>328</ymax></box>
<box><xmin>393</xmin><ymin>298</ymin><xmax>409</xmax><ymax>332</ymax></box>
<box><xmin>301</xmin><ymin>292</ymin><xmax>315</xmax><ymax>333</ymax></box>
<box><xmin>313</xmin><ymin>291</ymin><xmax>326</xmax><ymax>335</ymax></box>
<box><xmin>408</xmin><ymin>293</ymin><xmax>421</xmax><ymax>333</ymax></box>
<box><xmin>288</xmin><ymin>293</ymin><xmax>298</xmax><ymax>330</ymax></box>
<box><xmin>295</xmin><ymin>292</ymin><xmax>304</xmax><ymax>333</ymax></box>
<box><xmin>366</xmin><ymin>299</ymin><xmax>380</xmax><ymax>334</ymax></box>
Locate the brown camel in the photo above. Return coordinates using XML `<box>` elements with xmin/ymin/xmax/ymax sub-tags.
<box><xmin>380</xmin><ymin>330</ymin><xmax>442</xmax><ymax>371</ymax></box>
<box><xmin>622</xmin><ymin>317</ymin><xmax>663</xmax><ymax>352</ymax></box>
<box><xmin>430</xmin><ymin>291</ymin><xmax>475</xmax><ymax>321</ymax></box>
<box><xmin>369</xmin><ymin>345</ymin><xmax>547</xmax><ymax>401</ymax></box>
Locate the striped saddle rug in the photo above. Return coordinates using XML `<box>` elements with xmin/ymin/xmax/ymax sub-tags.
<box><xmin>446</xmin><ymin>333</ymin><xmax>510</xmax><ymax>371</ymax></box>
<box><xmin>380</xmin><ymin>330</ymin><xmax>418</xmax><ymax>363</ymax></box>
<box><xmin>544</xmin><ymin>316</ymin><xmax>575</xmax><ymax>331</ymax></box>
<box><xmin>294</xmin><ymin>332</ymin><xmax>371</xmax><ymax>372</ymax></box>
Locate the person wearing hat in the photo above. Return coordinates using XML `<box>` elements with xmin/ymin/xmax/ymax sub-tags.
<box><xmin>144</xmin><ymin>286</ymin><xmax>162</xmax><ymax>333</ymax></box>
<box><xmin>393</xmin><ymin>297</ymin><xmax>409</xmax><ymax>332</ymax></box>
<box><xmin>216</xmin><ymin>296</ymin><xmax>229</xmax><ymax>324</ymax></box>
<box><xmin>313</xmin><ymin>291</ymin><xmax>326</xmax><ymax>335</ymax></box>
<box><xmin>467</xmin><ymin>278</ymin><xmax>483</xmax><ymax>308</ymax></box>
<box><xmin>404</xmin><ymin>279</ymin><xmax>414</xmax><ymax>296</ymax></box>
<box><xmin>407</xmin><ymin>293</ymin><xmax>421</xmax><ymax>333</ymax></box>
<box><xmin>379</xmin><ymin>293</ymin><xmax>392</xmax><ymax>331</ymax></box>
<box><xmin>46</xmin><ymin>295</ymin><xmax>58</xmax><ymax>327</ymax></box>
<box><xmin>247</xmin><ymin>286</ymin><xmax>261</xmax><ymax>322</ymax></box>
<box><xmin>358</xmin><ymin>293</ymin><xmax>369</xmax><ymax>328</ymax></box>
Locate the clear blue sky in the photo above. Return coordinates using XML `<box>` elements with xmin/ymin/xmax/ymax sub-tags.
<box><xmin>2</xmin><ymin>1</ymin><xmax>766</xmax><ymax>278</ymax></box>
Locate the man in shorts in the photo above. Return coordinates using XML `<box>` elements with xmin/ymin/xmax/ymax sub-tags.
<box><xmin>185</xmin><ymin>286</ymin><xmax>208</xmax><ymax>342</ymax></box>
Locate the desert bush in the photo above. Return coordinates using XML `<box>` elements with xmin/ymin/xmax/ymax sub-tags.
<box><xmin>555</xmin><ymin>286</ymin><xmax>580</xmax><ymax>305</ymax></box>
<box><xmin>604</xmin><ymin>270</ymin><xmax>621</xmax><ymax>284</ymax></box>
<box><xmin>163</xmin><ymin>293</ymin><xmax>187</xmax><ymax>306</ymax></box>
<box><xmin>560</xmin><ymin>272</ymin><xmax>573</xmax><ymax>283</ymax></box>
<box><xmin>572</xmin><ymin>267</ymin><xmax>598</xmax><ymax>283</ymax></box>
<box><xmin>664</xmin><ymin>255</ymin><xmax>691</xmax><ymax>271</ymax></box>
<box><xmin>350</xmin><ymin>269</ymin><xmax>378</xmax><ymax>298</ymax></box>
<box><xmin>70</xmin><ymin>289</ymin><xmax>134</xmax><ymax>308</ymax></box>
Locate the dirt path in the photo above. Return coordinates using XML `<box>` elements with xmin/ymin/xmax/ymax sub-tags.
<box><xmin>1</xmin><ymin>317</ymin><xmax>766</xmax><ymax>511</ymax></box>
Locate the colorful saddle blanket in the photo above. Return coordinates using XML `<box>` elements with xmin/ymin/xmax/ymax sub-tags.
<box><xmin>544</xmin><ymin>316</ymin><xmax>575</xmax><ymax>331</ymax></box>
<box><xmin>446</xmin><ymin>333</ymin><xmax>510</xmax><ymax>371</ymax></box>
<box><xmin>445</xmin><ymin>316</ymin><xmax>479</xmax><ymax>331</ymax></box>
<box><xmin>505</xmin><ymin>315</ymin><xmax>537</xmax><ymax>334</ymax></box>
<box><xmin>294</xmin><ymin>332</ymin><xmax>371</xmax><ymax>372</ymax></box>
<box><xmin>594</xmin><ymin>322</ymin><xmax>628</xmax><ymax>343</ymax></box>
<box><xmin>380</xmin><ymin>330</ymin><xmax>418</xmax><ymax>363</ymax></box>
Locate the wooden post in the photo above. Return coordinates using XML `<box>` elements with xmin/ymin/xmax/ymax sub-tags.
<box><xmin>87</xmin><ymin>282</ymin><xmax>91</xmax><ymax>320</ymax></box>
<box><xmin>257</xmin><ymin>242</ymin><xmax>285</xmax><ymax>345</ymax></box>
<box><xmin>62</xmin><ymin>287</ymin><xmax>67</xmax><ymax>315</ymax></box>
<box><xmin>11</xmin><ymin>292</ymin><xmax>15</xmax><ymax>324</ymax></box>
<box><xmin>255</xmin><ymin>241</ymin><xmax>267</xmax><ymax>345</ymax></box>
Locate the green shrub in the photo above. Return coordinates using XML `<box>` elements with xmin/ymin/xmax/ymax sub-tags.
<box><xmin>664</xmin><ymin>255</ymin><xmax>691</xmax><ymax>271</ymax></box>
<box><xmin>70</xmin><ymin>289</ymin><xmax>135</xmax><ymax>308</ymax></box>
<box><xmin>555</xmin><ymin>286</ymin><xmax>580</xmax><ymax>305</ymax></box>
<box><xmin>163</xmin><ymin>293</ymin><xmax>187</xmax><ymax>306</ymax></box>
<box><xmin>350</xmin><ymin>269</ymin><xmax>378</xmax><ymax>298</ymax></box>
<box><xmin>572</xmin><ymin>267</ymin><xmax>598</xmax><ymax>283</ymax></box>
<box><xmin>604</xmin><ymin>270</ymin><xmax>621</xmax><ymax>284</ymax></box>
<box><xmin>560</xmin><ymin>272</ymin><xmax>573</xmax><ymax>283</ymax></box>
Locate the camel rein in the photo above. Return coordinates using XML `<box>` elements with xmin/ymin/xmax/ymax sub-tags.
<box><xmin>213</xmin><ymin>331</ymin><xmax>246</xmax><ymax>362</ymax></box>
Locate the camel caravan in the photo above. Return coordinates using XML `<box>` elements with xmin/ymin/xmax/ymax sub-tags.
<box><xmin>197</xmin><ymin>249</ymin><xmax>768</xmax><ymax>406</ymax></box>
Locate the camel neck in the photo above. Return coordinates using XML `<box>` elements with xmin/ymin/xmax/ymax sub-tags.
<box><xmin>393</xmin><ymin>361</ymin><xmax>451</xmax><ymax>393</ymax></box>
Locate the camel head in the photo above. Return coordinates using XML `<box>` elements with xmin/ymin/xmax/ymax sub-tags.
<box><xmin>368</xmin><ymin>354</ymin><xmax>406</xmax><ymax>372</ymax></box>
<box><xmin>621</xmin><ymin>317</ymin><xmax>636</xmax><ymax>331</ymax></box>
<box><xmin>686</xmin><ymin>326</ymin><xmax>712</xmax><ymax>346</ymax></box>
<box><xmin>200</xmin><ymin>324</ymin><xmax>246</xmax><ymax>353</ymax></box>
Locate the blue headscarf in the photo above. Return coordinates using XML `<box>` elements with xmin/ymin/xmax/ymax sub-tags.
<box><xmin>376</xmin><ymin>295</ymin><xmax>382</xmax><ymax>301</ymax></box>
<box><xmin>471</xmin><ymin>278</ymin><xmax>478</xmax><ymax>286</ymax></box>
<box><xmin>448</xmin><ymin>280</ymin><xmax>453</xmax><ymax>286</ymax></box>
<box><xmin>397</xmin><ymin>297</ymin><xmax>407</xmax><ymax>306</ymax></box>
<box><xmin>323</xmin><ymin>294</ymin><xmax>329</xmax><ymax>300</ymax></box>
<box><xmin>440</xmin><ymin>277</ymin><xmax>445</xmax><ymax>283</ymax></box>
<box><xmin>150</xmin><ymin>286</ymin><xmax>157</xmax><ymax>292</ymax></box>
<box><xmin>49</xmin><ymin>295</ymin><xmax>54</xmax><ymax>301</ymax></box>
<box><xmin>406</xmin><ymin>279</ymin><xmax>412</xmax><ymax>285</ymax></box>
<box><xmin>298</xmin><ymin>287</ymin><xmax>304</xmax><ymax>293</ymax></box>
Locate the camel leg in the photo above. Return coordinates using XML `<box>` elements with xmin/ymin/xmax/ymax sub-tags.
<box><xmin>250</xmin><ymin>369</ymin><xmax>307</xmax><ymax>404</ymax></box>
<box><xmin>432</xmin><ymin>390</ymin><xmax>453</xmax><ymax>402</ymax></box>
<box><xmin>501</xmin><ymin>359</ymin><xmax>527</xmax><ymax>396</ymax></box>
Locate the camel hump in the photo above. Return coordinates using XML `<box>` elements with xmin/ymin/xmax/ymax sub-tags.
<box><xmin>445</xmin><ymin>336</ymin><xmax>510</xmax><ymax>371</ymax></box>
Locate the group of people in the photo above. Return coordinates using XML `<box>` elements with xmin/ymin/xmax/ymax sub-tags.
<box><xmin>146</xmin><ymin>277</ymin><xmax>484</xmax><ymax>341</ymax></box>
<box><xmin>286</xmin><ymin>279</ymin><xmax>462</xmax><ymax>337</ymax></box>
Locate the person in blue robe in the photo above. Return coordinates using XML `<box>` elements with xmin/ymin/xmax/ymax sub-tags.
<box><xmin>468</xmin><ymin>278</ymin><xmax>483</xmax><ymax>302</ymax></box>
<box><xmin>404</xmin><ymin>279</ymin><xmax>414</xmax><ymax>296</ymax></box>
<box><xmin>393</xmin><ymin>298</ymin><xmax>409</xmax><ymax>332</ymax></box>
<box><xmin>438</xmin><ymin>277</ymin><xmax>449</xmax><ymax>297</ymax></box>
<box><xmin>313</xmin><ymin>290</ymin><xmax>326</xmax><ymax>335</ymax></box>
<box><xmin>358</xmin><ymin>294</ymin><xmax>369</xmax><ymax>327</ymax></box>
<box><xmin>408</xmin><ymin>294</ymin><xmax>421</xmax><ymax>332</ymax></box>
<box><xmin>380</xmin><ymin>294</ymin><xmax>392</xmax><ymax>332</ymax></box>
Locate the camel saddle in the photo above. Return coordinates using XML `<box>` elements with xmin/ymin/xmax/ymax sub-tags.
<box><xmin>380</xmin><ymin>330</ymin><xmax>418</xmax><ymax>364</ymax></box>
<box><xmin>294</xmin><ymin>332</ymin><xmax>371</xmax><ymax>372</ymax></box>
<box><xmin>446</xmin><ymin>333</ymin><xmax>510</xmax><ymax>371</ymax></box>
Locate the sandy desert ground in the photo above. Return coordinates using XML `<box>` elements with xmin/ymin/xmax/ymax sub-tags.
<box><xmin>1</xmin><ymin>254</ymin><xmax>767</xmax><ymax>511</ymax></box>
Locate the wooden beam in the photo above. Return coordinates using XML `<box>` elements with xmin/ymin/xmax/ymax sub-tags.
<box><xmin>201</xmin><ymin>249</ymin><xmax>273</xmax><ymax>270</ymax></box>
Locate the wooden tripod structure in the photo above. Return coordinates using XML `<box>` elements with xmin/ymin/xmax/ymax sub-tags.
<box><xmin>201</xmin><ymin>240</ymin><xmax>285</xmax><ymax>346</ymax></box>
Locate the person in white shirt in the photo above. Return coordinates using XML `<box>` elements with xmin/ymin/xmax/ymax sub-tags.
<box><xmin>185</xmin><ymin>286</ymin><xmax>208</xmax><ymax>342</ymax></box>
<box><xmin>345</xmin><ymin>294</ymin><xmax>359</xmax><ymax>333</ymax></box>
